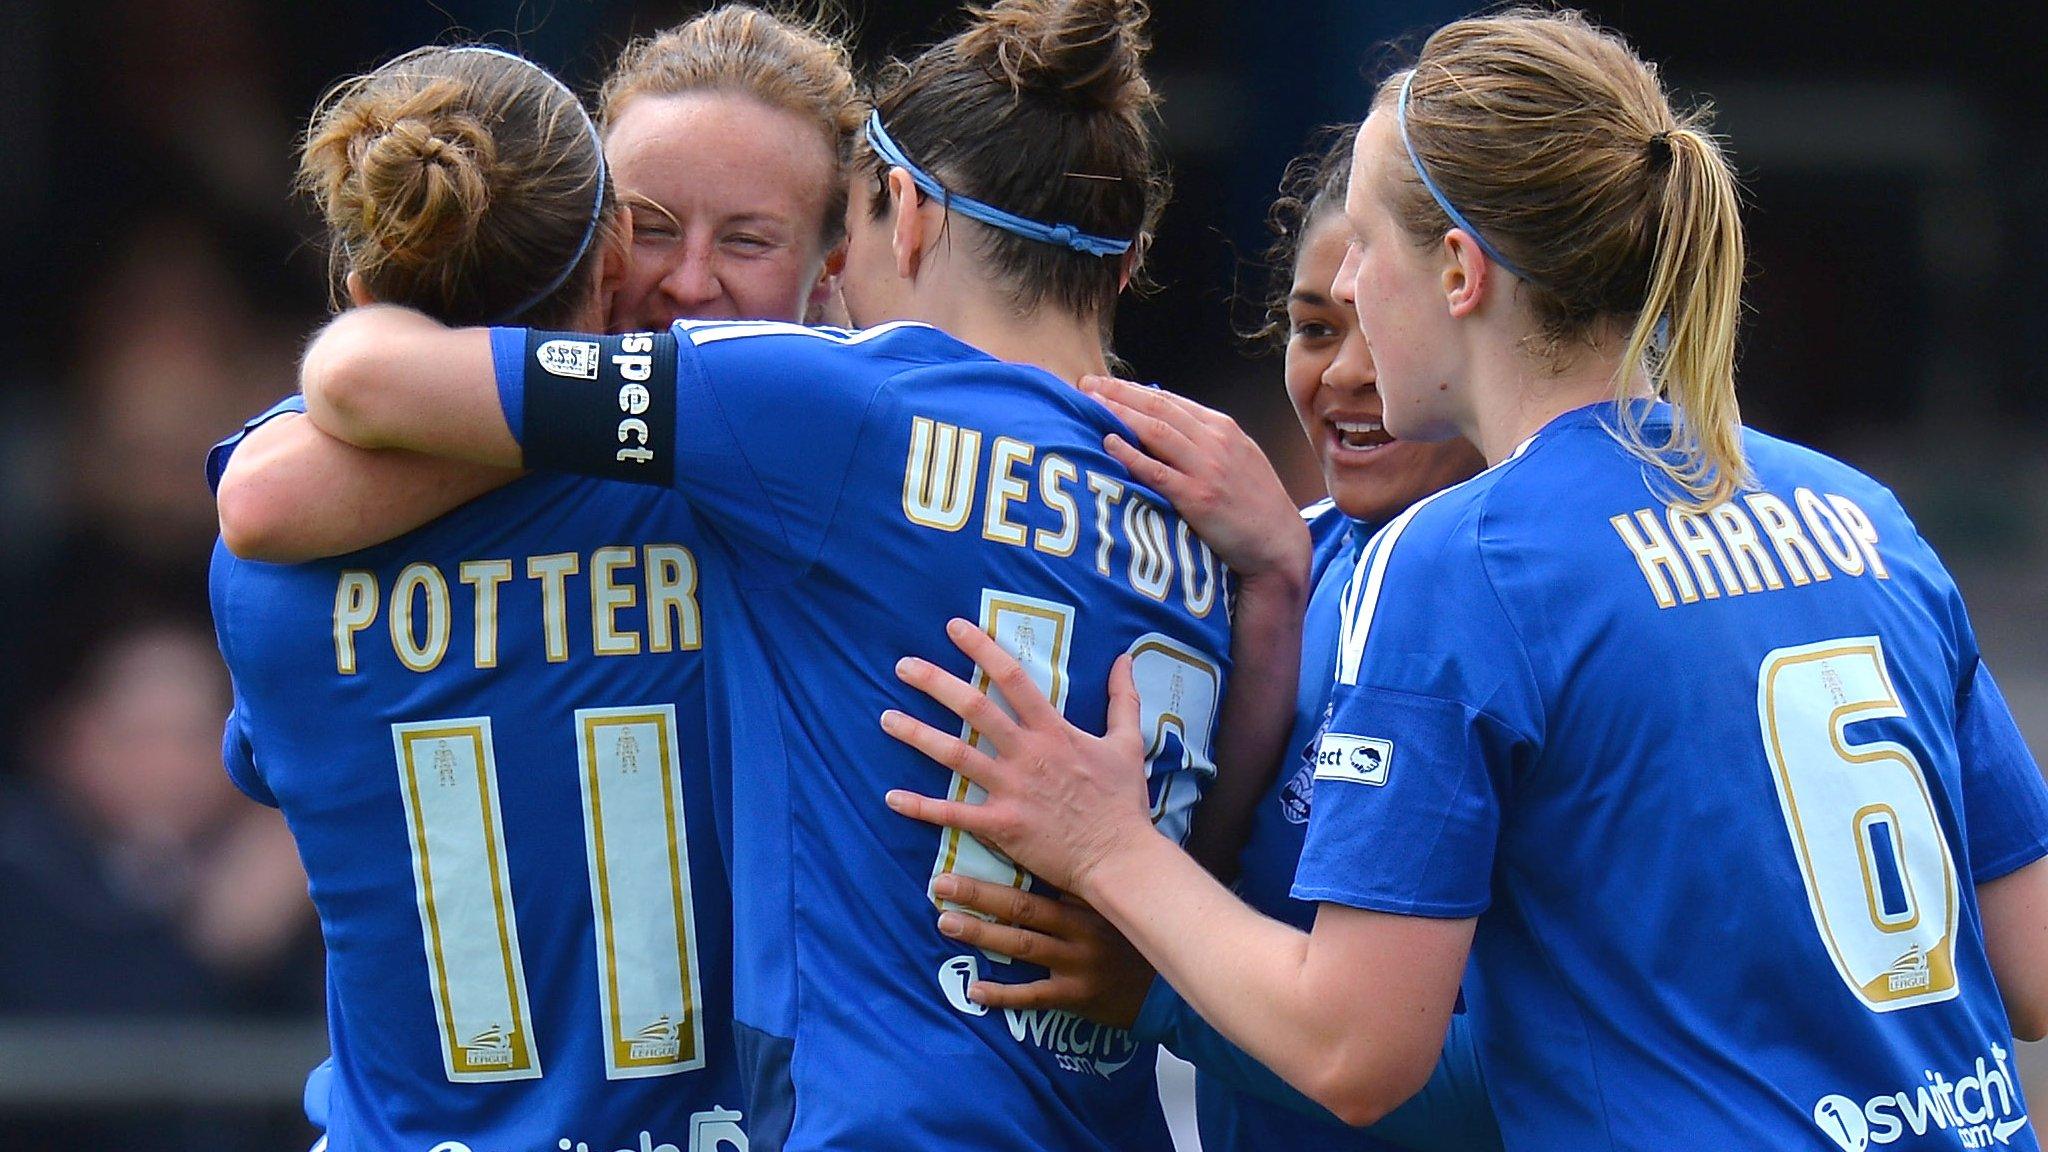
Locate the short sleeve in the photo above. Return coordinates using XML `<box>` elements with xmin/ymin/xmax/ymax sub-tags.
<box><xmin>1957</xmin><ymin>659</ymin><xmax>2048</xmax><ymax>883</ymax></box>
<box><xmin>206</xmin><ymin>394</ymin><xmax>307</xmax><ymax>494</ymax></box>
<box><xmin>219</xmin><ymin>705</ymin><xmax>277</xmax><ymax>808</ymax></box>
<box><xmin>494</xmin><ymin>322</ymin><xmax>892</xmax><ymax>577</ymax></box>
<box><xmin>1291</xmin><ymin>498</ymin><xmax>1538</xmax><ymax>918</ymax></box>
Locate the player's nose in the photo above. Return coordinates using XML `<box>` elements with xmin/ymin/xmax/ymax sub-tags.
<box><xmin>660</xmin><ymin>252</ymin><xmax>728</xmax><ymax>313</ymax></box>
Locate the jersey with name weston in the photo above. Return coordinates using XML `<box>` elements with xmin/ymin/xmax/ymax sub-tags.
<box><xmin>1296</xmin><ymin>401</ymin><xmax>2048</xmax><ymax>1151</ymax></box>
<box><xmin>208</xmin><ymin>400</ymin><xmax>744</xmax><ymax>1152</ymax></box>
<box><xmin>496</xmin><ymin>320</ymin><xmax>1234</xmax><ymax>1152</ymax></box>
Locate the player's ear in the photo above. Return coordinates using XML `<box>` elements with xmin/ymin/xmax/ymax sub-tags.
<box><xmin>1441</xmin><ymin>229</ymin><xmax>1488</xmax><ymax>319</ymax></box>
<box><xmin>887</xmin><ymin>167</ymin><xmax>927</xmax><ymax>281</ymax></box>
<box><xmin>805</xmin><ymin>241</ymin><xmax>848</xmax><ymax>324</ymax></box>
<box><xmin>344</xmin><ymin>272</ymin><xmax>377</xmax><ymax>309</ymax></box>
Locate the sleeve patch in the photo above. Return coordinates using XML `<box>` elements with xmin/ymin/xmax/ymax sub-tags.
<box><xmin>520</xmin><ymin>329</ymin><xmax>678</xmax><ymax>487</ymax></box>
<box><xmin>1313</xmin><ymin>733</ymin><xmax>1393</xmax><ymax>787</ymax></box>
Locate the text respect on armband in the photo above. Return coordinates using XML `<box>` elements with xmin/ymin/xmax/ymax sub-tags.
<box><xmin>1611</xmin><ymin>487</ymin><xmax>1890</xmax><ymax>609</ymax></box>
<box><xmin>899</xmin><ymin>415</ymin><xmax>1224</xmax><ymax>618</ymax></box>
<box><xmin>330</xmin><ymin>544</ymin><xmax>701</xmax><ymax>675</ymax></box>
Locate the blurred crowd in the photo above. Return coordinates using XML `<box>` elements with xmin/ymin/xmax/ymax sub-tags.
<box><xmin>1</xmin><ymin>0</ymin><xmax>2044</xmax><ymax>1145</ymax></box>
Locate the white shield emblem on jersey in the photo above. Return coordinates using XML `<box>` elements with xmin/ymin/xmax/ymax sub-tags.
<box><xmin>939</xmin><ymin>954</ymin><xmax>987</xmax><ymax>1016</ymax></box>
<box><xmin>535</xmin><ymin>338</ymin><xmax>601</xmax><ymax>379</ymax></box>
<box><xmin>1313</xmin><ymin>734</ymin><xmax>1392</xmax><ymax>787</ymax></box>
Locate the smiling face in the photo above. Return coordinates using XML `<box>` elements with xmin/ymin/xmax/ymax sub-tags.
<box><xmin>1336</xmin><ymin>107</ymin><xmax>1471</xmax><ymax>446</ymax></box>
<box><xmin>1287</xmin><ymin>212</ymin><xmax>1484</xmax><ymax>526</ymax></box>
<box><xmin>604</xmin><ymin>91</ymin><xmax>839</xmax><ymax>330</ymax></box>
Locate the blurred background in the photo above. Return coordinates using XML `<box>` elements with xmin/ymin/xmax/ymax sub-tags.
<box><xmin>0</xmin><ymin>0</ymin><xmax>2042</xmax><ymax>1146</ymax></box>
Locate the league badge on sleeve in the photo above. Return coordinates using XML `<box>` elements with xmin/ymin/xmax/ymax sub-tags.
<box><xmin>536</xmin><ymin>338</ymin><xmax>601</xmax><ymax>380</ymax></box>
<box><xmin>1313</xmin><ymin>733</ymin><xmax>1392</xmax><ymax>787</ymax></box>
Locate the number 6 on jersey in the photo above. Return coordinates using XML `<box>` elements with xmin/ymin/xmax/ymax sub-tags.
<box><xmin>1758</xmin><ymin>636</ymin><xmax>1959</xmax><ymax>1012</ymax></box>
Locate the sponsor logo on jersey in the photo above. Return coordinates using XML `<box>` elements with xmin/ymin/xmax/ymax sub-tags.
<box><xmin>427</xmin><ymin>1109</ymin><xmax>747</xmax><ymax>1152</ymax></box>
<box><xmin>1002</xmin><ymin>1007</ymin><xmax>1141</xmax><ymax>1079</ymax></box>
<box><xmin>939</xmin><ymin>954</ymin><xmax>987</xmax><ymax>1017</ymax></box>
<box><xmin>536</xmin><ymin>338</ymin><xmax>601</xmax><ymax>379</ymax></box>
<box><xmin>1313</xmin><ymin>733</ymin><xmax>1392</xmax><ymax>787</ymax></box>
<box><xmin>1812</xmin><ymin>1043</ymin><xmax>2029</xmax><ymax>1150</ymax></box>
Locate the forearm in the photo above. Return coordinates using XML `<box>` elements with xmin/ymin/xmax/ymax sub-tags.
<box><xmin>1185</xmin><ymin>566</ymin><xmax>1307</xmax><ymax>877</ymax></box>
<box><xmin>1080</xmin><ymin>833</ymin><xmax>1445</xmax><ymax>1124</ymax></box>
<box><xmin>217</xmin><ymin>414</ymin><xmax>522</xmax><ymax>561</ymax></box>
<box><xmin>300</xmin><ymin>306</ymin><xmax>521</xmax><ymax>466</ymax></box>
<box><xmin>1981</xmin><ymin>854</ymin><xmax>2048</xmax><ymax>1040</ymax></box>
<box><xmin>1143</xmin><ymin>982</ymin><xmax>1501</xmax><ymax>1151</ymax></box>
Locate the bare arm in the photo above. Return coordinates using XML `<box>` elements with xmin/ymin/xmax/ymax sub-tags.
<box><xmin>1980</xmin><ymin>854</ymin><xmax>2048</xmax><ymax>1041</ymax></box>
<box><xmin>883</xmin><ymin>622</ymin><xmax>1468</xmax><ymax>1124</ymax></box>
<box><xmin>217</xmin><ymin>412</ymin><xmax>522</xmax><ymax>562</ymax></box>
<box><xmin>299</xmin><ymin>305</ymin><xmax>522</xmax><ymax>467</ymax></box>
<box><xmin>1081</xmin><ymin>375</ymin><xmax>1310</xmax><ymax>879</ymax></box>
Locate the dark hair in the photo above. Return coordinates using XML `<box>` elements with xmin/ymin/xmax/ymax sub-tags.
<box><xmin>865</xmin><ymin>0</ymin><xmax>1168</xmax><ymax>328</ymax></box>
<box><xmin>1241</xmin><ymin>123</ymin><xmax>1355</xmax><ymax>350</ymax></box>
<box><xmin>600</xmin><ymin>4</ymin><xmax>863</xmax><ymax>249</ymax></box>
<box><xmin>298</xmin><ymin>45</ymin><xmax>616</xmax><ymax>328</ymax></box>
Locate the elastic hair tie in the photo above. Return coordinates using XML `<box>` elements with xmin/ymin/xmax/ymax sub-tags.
<box><xmin>865</xmin><ymin>110</ymin><xmax>1133</xmax><ymax>258</ymax></box>
<box><xmin>445</xmin><ymin>46</ymin><xmax>609</xmax><ymax>324</ymax></box>
<box><xmin>1397</xmin><ymin>68</ymin><xmax>1534</xmax><ymax>284</ymax></box>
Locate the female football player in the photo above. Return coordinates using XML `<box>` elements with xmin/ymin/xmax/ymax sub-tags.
<box><xmin>928</xmin><ymin>128</ymin><xmax>1497</xmax><ymax>1152</ymax></box>
<box><xmin>283</xmin><ymin>2</ymin><xmax>1305</xmax><ymax>1147</ymax></box>
<box><xmin>877</xmin><ymin>9</ymin><xmax>2048</xmax><ymax>1149</ymax></box>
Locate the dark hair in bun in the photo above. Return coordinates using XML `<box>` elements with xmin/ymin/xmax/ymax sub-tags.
<box><xmin>867</xmin><ymin>0</ymin><xmax>1168</xmax><ymax>331</ymax></box>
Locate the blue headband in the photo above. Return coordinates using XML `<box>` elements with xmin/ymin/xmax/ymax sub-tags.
<box><xmin>446</xmin><ymin>46</ymin><xmax>609</xmax><ymax>324</ymax></box>
<box><xmin>864</xmin><ymin>110</ymin><xmax>1133</xmax><ymax>258</ymax></box>
<box><xmin>1397</xmin><ymin>69</ymin><xmax>1533</xmax><ymax>284</ymax></box>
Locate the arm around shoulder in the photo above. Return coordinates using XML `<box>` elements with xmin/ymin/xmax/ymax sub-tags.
<box><xmin>300</xmin><ymin>306</ymin><xmax>519</xmax><ymax>466</ymax></box>
<box><xmin>217</xmin><ymin>412</ymin><xmax>521</xmax><ymax>562</ymax></box>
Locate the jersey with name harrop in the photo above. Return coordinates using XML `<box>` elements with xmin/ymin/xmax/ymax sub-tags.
<box><xmin>207</xmin><ymin>398</ymin><xmax>745</xmax><ymax>1152</ymax></box>
<box><xmin>494</xmin><ymin>320</ymin><xmax>1235</xmax><ymax>1152</ymax></box>
<box><xmin>1295</xmin><ymin>401</ymin><xmax>2048</xmax><ymax>1151</ymax></box>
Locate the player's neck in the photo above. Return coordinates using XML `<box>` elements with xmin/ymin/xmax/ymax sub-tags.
<box><xmin>1466</xmin><ymin>336</ymin><xmax>1648</xmax><ymax>463</ymax></box>
<box><xmin>917</xmin><ymin>285</ymin><xmax>1110</xmax><ymax>385</ymax></box>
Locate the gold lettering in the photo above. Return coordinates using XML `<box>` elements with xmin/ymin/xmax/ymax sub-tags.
<box><xmin>1796</xmin><ymin>487</ymin><xmax>1864</xmax><ymax>577</ymax></box>
<box><xmin>1175</xmin><ymin>521</ymin><xmax>1218</xmax><ymax>617</ymax></box>
<box><xmin>1667</xmin><ymin>508</ymin><xmax>1739</xmax><ymax>599</ymax></box>
<box><xmin>902</xmin><ymin>416</ymin><xmax>980</xmax><ymax>532</ymax></box>
<box><xmin>1034</xmin><ymin>454</ymin><xmax>1080</xmax><ymax>557</ymax></box>
<box><xmin>528</xmin><ymin>552</ymin><xmax>581</xmax><ymax>663</ymax></box>
<box><xmin>334</xmin><ymin>571</ymin><xmax>379</xmax><ymax>675</ymax></box>
<box><xmin>645</xmin><ymin>545</ymin><xmax>701</xmax><ymax>653</ymax></box>
<box><xmin>1611</xmin><ymin>509</ymin><xmax>1698</xmax><ymax>608</ymax></box>
<box><xmin>391</xmin><ymin>562</ymin><xmax>452</xmax><ymax>673</ymax></box>
<box><xmin>1745</xmin><ymin>493</ymin><xmax>1829</xmax><ymax>586</ymax></box>
<box><xmin>459</xmin><ymin>560</ymin><xmax>513</xmax><ymax>669</ymax></box>
<box><xmin>1826</xmin><ymin>494</ymin><xmax>1890</xmax><ymax>580</ymax></box>
<box><xmin>590</xmin><ymin>546</ymin><xmax>641</xmax><ymax>657</ymax></box>
<box><xmin>1709</xmin><ymin>503</ymin><xmax>1785</xmax><ymax>592</ymax></box>
<box><xmin>1087</xmin><ymin>471</ymin><xmax>1125</xmax><ymax>577</ymax></box>
<box><xmin>981</xmin><ymin>437</ymin><xmax>1033</xmax><ymax>548</ymax></box>
<box><xmin>1124</xmin><ymin>499</ymin><xmax>1173</xmax><ymax>602</ymax></box>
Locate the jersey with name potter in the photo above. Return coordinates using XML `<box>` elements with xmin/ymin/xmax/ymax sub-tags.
<box><xmin>209</xmin><ymin>398</ymin><xmax>744</xmax><ymax>1152</ymax></box>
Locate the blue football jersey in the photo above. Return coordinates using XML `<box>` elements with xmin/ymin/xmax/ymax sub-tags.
<box><xmin>1297</xmin><ymin>401</ymin><xmax>2048</xmax><ymax>1151</ymax></box>
<box><xmin>495</xmin><ymin>321</ymin><xmax>1236</xmax><ymax>1152</ymax></box>
<box><xmin>1199</xmin><ymin>500</ymin><xmax>1408</xmax><ymax>1152</ymax></box>
<box><xmin>208</xmin><ymin>400</ymin><xmax>746</xmax><ymax>1152</ymax></box>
